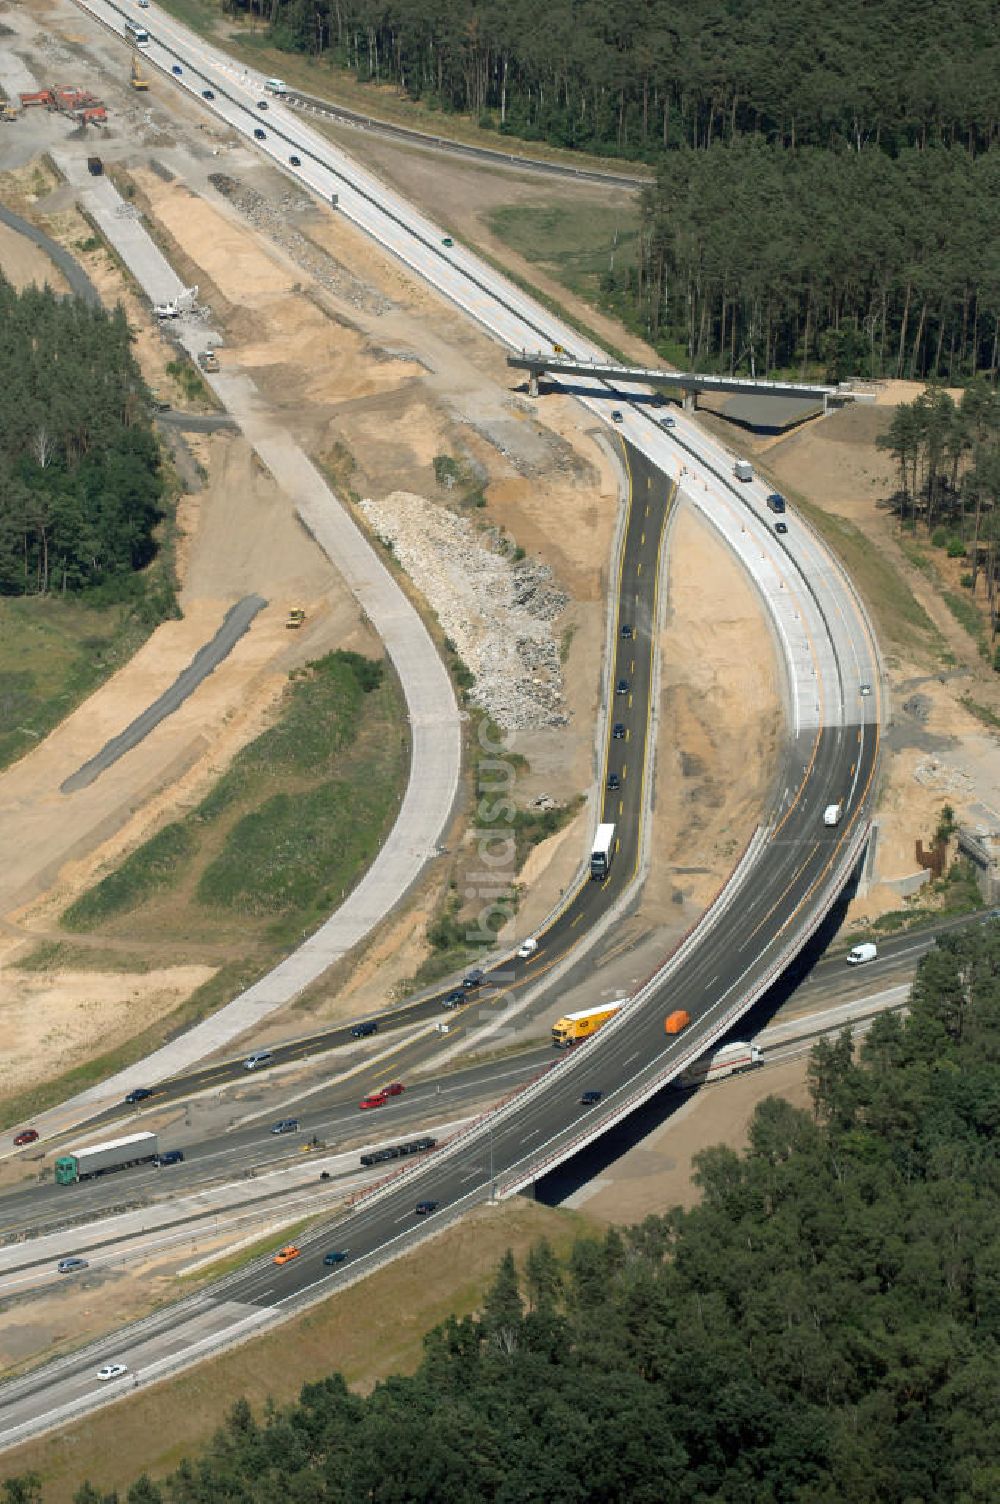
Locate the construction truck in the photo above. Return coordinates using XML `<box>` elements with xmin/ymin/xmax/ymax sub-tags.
<box><xmin>285</xmin><ymin>608</ymin><xmax>306</xmax><ymax>630</ymax></box>
<box><xmin>130</xmin><ymin>56</ymin><xmax>149</xmax><ymax>91</ymax></box>
<box><xmin>0</xmin><ymin>101</ymin><xmax>18</xmax><ymax>123</ymax></box>
<box><xmin>153</xmin><ymin>285</ymin><xmax>198</xmax><ymax>320</ymax></box>
<box><xmin>197</xmin><ymin>350</ymin><xmax>220</xmax><ymax>373</ymax></box>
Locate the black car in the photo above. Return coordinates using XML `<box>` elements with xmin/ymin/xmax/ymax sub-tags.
<box><xmin>616</xmin><ymin>678</ymin><xmax>630</xmax><ymax>695</ymax></box>
<box><xmin>323</xmin><ymin>1250</ymin><xmax>348</xmax><ymax>1265</ymax></box>
<box><xmin>172</xmin><ymin>65</ymin><xmax>182</xmax><ymax>75</ymax></box>
<box><xmin>254</xmin><ymin>128</ymin><xmax>266</xmax><ymax>140</ymax></box>
<box><xmin>443</xmin><ymin>989</ymin><xmax>465</xmax><ymax>1009</ymax></box>
<box><xmin>257</xmin><ymin>100</ymin><xmax>268</xmax><ymax>110</ymax></box>
<box><xmin>463</xmin><ymin>967</ymin><xmax>485</xmax><ymax>990</ymax></box>
<box><xmin>620</xmin><ymin>623</ymin><xmax>633</xmax><ymax>640</ymax></box>
<box><xmin>202</xmin><ymin>89</ymin><xmax>215</xmax><ymax>100</ymax></box>
<box><xmin>607</xmin><ymin>771</ymin><xmax>621</xmax><ymax>791</ymax></box>
<box><xmin>611</xmin><ymin>410</ymin><xmax>623</xmax><ymax>423</ymax></box>
<box><xmin>124</xmin><ymin>1087</ymin><xmax>153</xmax><ymax>1104</ymax></box>
<box><xmin>612</xmin><ymin>722</ymin><xmax>626</xmax><ymax>740</ymax></box>
<box><xmin>289</xmin><ymin>154</ymin><xmax>301</xmax><ymax>166</ymax></box>
<box><xmin>271</xmin><ymin>1118</ymin><xmax>299</xmax><ymax>1135</ymax></box>
<box><xmin>580</xmin><ymin>1090</ymin><xmax>603</xmax><ymax>1106</ymax></box>
<box><xmin>774</xmin><ymin>520</ymin><xmax>789</xmax><ymax>534</ymax></box>
<box><xmin>155</xmin><ymin>1150</ymin><xmax>184</xmax><ymax>1167</ymax></box>
<box><xmin>351</xmin><ymin>1020</ymin><xmax>378</xmax><ymax>1038</ymax></box>
<box><xmin>766</xmin><ymin>493</ymin><xmax>786</xmax><ymax>514</ymax></box>
<box><xmin>415</xmin><ymin>1200</ymin><xmax>439</xmax><ymax>1216</ymax></box>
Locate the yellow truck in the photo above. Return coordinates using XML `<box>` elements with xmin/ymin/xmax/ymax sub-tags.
<box><xmin>551</xmin><ymin>1000</ymin><xmax>624</xmax><ymax>1048</ymax></box>
<box><xmin>130</xmin><ymin>57</ymin><xmax>149</xmax><ymax>91</ymax></box>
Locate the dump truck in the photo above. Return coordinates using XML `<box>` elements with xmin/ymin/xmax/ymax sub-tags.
<box><xmin>285</xmin><ymin>608</ymin><xmax>306</xmax><ymax>630</ymax></box>
<box><xmin>552</xmin><ymin>1000</ymin><xmax>624</xmax><ymax>1048</ymax></box>
<box><xmin>130</xmin><ymin>57</ymin><xmax>149</xmax><ymax>91</ymax></box>
<box><xmin>55</xmin><ymin>1130</ymin><xmax>159</xmax><ymax>1184</ymax></box>
<box><xmin>677</xmin><ymin>1041</ymin><xmax>763</xmax><ymax>1088</ymax></box>
<box><xmin>0</xmin><ymin>102</ymin><xmax>19</xmax><ymax>123</ymax></box>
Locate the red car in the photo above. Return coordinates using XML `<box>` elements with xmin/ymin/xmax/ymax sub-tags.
<box><xmin>359</xmin><ymin>1092</ymin><xmax>388</xmax><ymax>1110</ymax></box>
<box><xmin>383</xmin><ymin>1082</ymin><xmax>405</xmax><ymax>1097</ymax></box>
<box><xmin>13</xmin><ymin>1129</ymin><xmax>39</xmax><ymax>1147</ymax></box>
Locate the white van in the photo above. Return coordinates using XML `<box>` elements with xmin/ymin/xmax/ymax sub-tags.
<box><xmin>823</xmin><ymin>802</ymin><xmax>843</xmax><ymax>826</ymax></box>
<box><xmin>847</xmin><ymin>942</ymin><xmax>878</xmax><ymax>966</ymax></box>
<box><xmin>264</xmin><ymin>78</ymin><xmax>287</xmax><ymax>95</ymax></box>
<box><xmin>243</xmin><ymin>1050</ymin><xmax>273</xmax><ymax>1070</ymax></box>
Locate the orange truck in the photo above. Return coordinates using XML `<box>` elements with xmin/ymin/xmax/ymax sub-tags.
<box><xmin>665</xmin><ymin>1009</ymin><xmax>691</xmax><ymax>1035</ymax></box>
<box><xmin>551</xmin><ymin>1001</ymin><xmax>624</xmax><ymax>1048</ymax></box>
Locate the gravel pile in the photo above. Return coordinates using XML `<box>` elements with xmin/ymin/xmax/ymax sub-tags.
<box><xmin>207</xmin><ymin>172</ymin><xmax>391</xmax><ymax>315</ymax></box>
<box><xmin>360</xmin><ymin>492</ymin><xmax>569</xmax><ymax>730</ymax></box>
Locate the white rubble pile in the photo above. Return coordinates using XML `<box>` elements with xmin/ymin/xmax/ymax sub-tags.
<box><xmin>360</xmin><ymin>491</ymin><xmax>568</xmax><ymax>731</ymax></box>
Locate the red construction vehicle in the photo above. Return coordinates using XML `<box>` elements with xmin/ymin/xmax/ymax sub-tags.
<box><xmin>19</xmin><ymin>90</ymin><xmax>54</xmax><ymax>108</ymax></box>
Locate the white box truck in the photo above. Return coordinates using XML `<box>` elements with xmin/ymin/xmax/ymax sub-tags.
<box><xmin>590</xmin><ymin>822</ymin><xmax>616</xmax><ymax>880</ymax></box>
<box><xmin>55</xmin><ymin>1131</ymin><xmax>159</xmax><ymax>1184</ymax></box>
<box><xmin>847</xmin><ymin>942</ymin><xmax>878</xmax><ymax>965</ymax></box>
<box><xmin>823</xmin><ymin>802</ymin><xmax>843</xmax><ymax>826</ymax></box>
<box><xmin>677</xmin><ymin>1041</ymin><xmax>764</xmax><ymax>1087</ymax></box>
<box><xmin>733</xmin><ymin>460</ymin><xmax>753</xmax><ymax>482</ymax></box>
<box><xmin>264</xmin><ymin>78</ymin><xmax>288</xmax><ymax>95</ymax></box>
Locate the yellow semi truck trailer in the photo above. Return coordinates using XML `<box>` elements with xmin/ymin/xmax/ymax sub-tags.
<box><xmin>551</xmin><ymin>1000</ymin><xmax>624</xmax><ymax>1048</ymax></box>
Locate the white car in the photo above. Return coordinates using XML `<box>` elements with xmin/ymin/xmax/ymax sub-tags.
<box><xmin>517</xmin><ymin>937</ymin><xmax>538</xmax><ymax>959</ymax></box>
<box><xmin>97</xmin><ymin>1362</ymin><xmax>129</xmax><ymax>1382</ymax></box>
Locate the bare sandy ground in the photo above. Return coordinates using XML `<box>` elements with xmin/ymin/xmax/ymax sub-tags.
<box><xmin>0</xmin><ymin>219</ymin><xmax>69</xmax><ymax>293</ymax></box>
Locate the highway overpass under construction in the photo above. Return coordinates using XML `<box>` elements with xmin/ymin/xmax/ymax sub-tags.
<box><xmin>507</xmin><ymin>350</ymin><xmax>865</xmax><ymax>414</ymax></box>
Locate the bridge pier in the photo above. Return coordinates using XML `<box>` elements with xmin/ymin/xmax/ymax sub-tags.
<box><xmin>528</xmin><ymin>369</ymin><xmax>540</xmax><ymax>398</ymax></box>
<box><xmin>683</xmin><ymin>388</ymin><xmax>698</xmax><ymax>413</ymax></box>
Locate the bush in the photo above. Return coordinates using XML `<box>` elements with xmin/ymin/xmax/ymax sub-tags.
<box><xmin>947</xmin><ymin>537</ymin><xmax>966</xmax><ymax>558</ymax></box>
<box><xmin>930</xmin><ymin>526</ymin><xmax>949</xmax><ymax>548</ymax></box>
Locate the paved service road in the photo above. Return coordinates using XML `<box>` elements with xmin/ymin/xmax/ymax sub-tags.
<box><xmin>60</xmin><ymin>596</ymin><xmax>267</xmax><ymax>793</ymax></box>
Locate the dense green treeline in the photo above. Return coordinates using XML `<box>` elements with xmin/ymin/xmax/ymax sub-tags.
<box><xmin>249</xmin><ymin>0</ymin><xmax>999</xmax><ymax>159</ymax></box>
<box><xmin>0</xmin><ymin>277</ymin><xmax>167</xmax><ymax>599</ymax></box>
<box><xmin>633</xmin><ymin>143</ymin><xmax>1000</xmax><ymax>381</ymax></box>
<box><xmin>14</xmin><ymin>917</ymin><xmax>995</xmax><ymax>1503</ymax></box>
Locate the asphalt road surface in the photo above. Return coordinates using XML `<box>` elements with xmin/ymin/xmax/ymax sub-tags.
<box><xmin>0</xmin><ymin>204</ymin><xmax>100</xmax><ymax>306</ymax></box>
<box><xmin>60</xmin><ymin>595</ymin><xmax>267</xmax><ymax>793</ymax></box>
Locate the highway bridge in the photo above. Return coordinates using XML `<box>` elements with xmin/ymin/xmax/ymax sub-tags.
<box><xmin>0</xmin><ymin>0</ymin><xmax>882</xmax><ymax>1444</ymax></box>
<box><xmin>507</xmin><ymin>351</ymin><xmax>849</xmax><ymax>410</ymax></box>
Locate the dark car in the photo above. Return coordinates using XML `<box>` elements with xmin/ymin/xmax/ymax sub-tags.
<box><xmin>611</xmin><ymin>409</ymin><xmax>623</xmax><ymax>423</ymax></box>
<box><xmin>351</xmin><ymin>1020</ymin><xmax>378</xmax><ymax>1038</ymax></box>
<box><xmin>155</xmin><ymin>1150</ymin><xmax>184</xmax><ymax>1167</ymax></box>
<box><xmin>257</xmin><ymin>100</ymin><xmax>268</xmax><ymax>110</ymax></box>
<box><xmin>254</xmin><ymin>128</ymin><xmax>266</xmax><ymax>140</ymax></box>
<box><xmin>172</xmin><ymin>65</ymin><xmax>183</xmax><ymax>75</ymax></box>
<box><xmin>124</xmin><ymin>1087</ymin><xmax>153</xmax><ymax>1104</ymax></box>
<box><xmin>201</xmin><ymin>89</ymin><xmax>215</xmax><ymax>100</ymax></box>
<box><xmin>443</xmin><ymin>989</ymin><xmax>465</xmax><ymax>1009</ymax></box>
<box><xmin>415</xmin><ymin>1200</ymin><xmax>439</xmax><ymax>1216</ymax></box>
<box><xmin>289</xmin><ymin>154</ymin><xmax>301</xmax><ymax>166</ymax></box>
<box><xmin>383</xmin><ymin>1082</ymin><xmax>405</xmax><ymax>1097</ymax></box>
<box><xmin>612</xmin><ymin>722</ymin><xmax>626</xmax><ymax>740</ymax></box>
<box><xmin>620</xmin><ymin>623</ymin><xmax>633</xmax><ymax>640</ymax></box>
<box><xmin>13</xmin><ymin>1129</ymin><xmax>39</xmax><ymax>1147</ymax></box>
<box><xmin>271</xmin><ymin>1118</ymin><xmax>299</xmax><ymax>1135</ymax></box>
<box><xmin>580</xmin><ymin>1090</ymin><xmax>603</xmax><ymax>1106</ymax></box>
<box><xmin>323</xmin><ymin>1249</ymin><xmax>348</xmax><ymax>1265</ymax></box>
<box><xmin>463</xmin><ymin>967</ymin><xmax>485</xmax><ymax>990</ymax></box>
<box><xmin>615</xmin><ymin>678</ymin><xmax>630</xmax><ymax>695</ymax></box>
<box><xmin>662</xmin><ymin>415</ymin><xmax>677</xmax><ymax>429</ymax></box>
<box><xmin>766</xmin><ymin>493</ymin><xmax>786</xmax><ymax>514</ymax></box>
<box><xmin>607</xmin><ymin>771</ymin><xmax>620</xmax><ymax>791</ymax></box>
<box><xmin>774</xmin><ymin>520</ymin><xmax>789</xmax><ymax>534</ymax></box>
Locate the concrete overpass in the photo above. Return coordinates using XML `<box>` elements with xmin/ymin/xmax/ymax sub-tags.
<box><xmin>507</xmin><ymin>351</ymin><xmax>857</xmax><ymax>414</ymax></box>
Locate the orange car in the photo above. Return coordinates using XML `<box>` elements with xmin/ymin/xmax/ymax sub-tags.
<box><xmin>273</xmin><ymin>1244</ymin><xmax>301</xmax><ymax>1266</ymax></box>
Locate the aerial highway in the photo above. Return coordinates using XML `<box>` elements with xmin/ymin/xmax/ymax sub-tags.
<box><xmin>0</xmin><ymin>0</ymin><xmax>881</xmax><ymax>1440</ymax></box>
